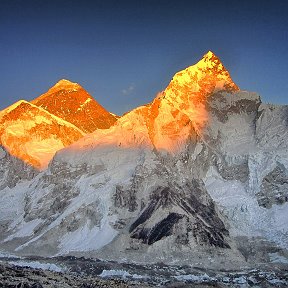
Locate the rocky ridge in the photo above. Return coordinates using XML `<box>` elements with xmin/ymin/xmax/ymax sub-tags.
<box><xmin>0</xmin><ymin>100</ymin><xmax>84</xmax><ymax>169</ymax></box>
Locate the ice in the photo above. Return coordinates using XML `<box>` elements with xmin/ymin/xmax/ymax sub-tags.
<box><xmin>5</xmin><ymin>218</ymin><xmax>43</xmax><ymax>241</ymax></box>
<box><xmin>59</xmin><ymin>220</ymin><xmax>118</xmax><ymax>253</ymax></box>
<box><xmin>233</xmin><ymin>276</ymin><xmax>247</xmax><ymax>284</ymax></box>
<box><xmin>8</xmin><ymin>260</ymin><xmax>63</xmax><ymax>272</ymax></box>
<box><xmin>269</xmin><ymin>252</ymin><xmax>288</xmax><ymax>264</ymax></box>
<box><xmin>173</xmin><ymin>273</ymin><xmax>213</xmax><ymax>282</ymax></box>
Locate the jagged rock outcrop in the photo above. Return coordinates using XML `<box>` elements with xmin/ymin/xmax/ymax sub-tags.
<box><xmin>129</xmin><ymin>182</ymin><xmax>230</xmax><ymax>248</ymax></box>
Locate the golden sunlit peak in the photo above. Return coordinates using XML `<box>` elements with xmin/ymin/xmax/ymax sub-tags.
<box><xmin>203</xmin><ymin>50</ymin><xmax>217</xmax><ymax>60</ymax></box>
<box><xmin>161</xmin><ymin>51</ymin><xmax>239</xmax><ymax>129</ymax></box>
<box><xmin>54</xmin><ymin>79</ymin><xmax>80</xmax><ymax>88</ymax></box>
<box><xmin>44</xmin><ymin>79</ymin><xmax>82</xmax><ymax>95</ymax></box>
<box><xmin>166</xmin><ymin>50</ymin><xmax>239</xmax><ymax>94</ymax></box>
<box><xmin>200</xmin><ymin>51</ymin><xmax>226</xmax><ymax>70</ymax></box>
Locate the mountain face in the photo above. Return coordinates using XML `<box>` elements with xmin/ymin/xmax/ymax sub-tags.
<box><xmin>31</xmin><ymin>79</ymin><xmax>117</xmax><ymax>133</ymax></box>
<box><xmin>0</xmin><ymin>52</ymin><xmax>287</xmax><ymax>268</ymax></box>
<box><xmin>0</xmin><ymin>100</ymin><xmax>84</xmax><ymax>169</ymax></box>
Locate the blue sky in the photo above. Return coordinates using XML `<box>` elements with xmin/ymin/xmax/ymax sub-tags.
<box><xmin>0</xmin><ymin>0</ymin><xmax>287</xmax><ymax>115</ymax></box>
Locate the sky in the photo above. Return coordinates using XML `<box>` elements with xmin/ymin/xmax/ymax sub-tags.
<box><xmin>0</xmin><ymin>0</ymin><xmax>287</xmax><ymax>115</ymax></box>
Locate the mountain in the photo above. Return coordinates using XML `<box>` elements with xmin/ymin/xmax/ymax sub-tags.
<box><xmin>0</xmin><ymin>100</ymin><xmax>85</xmax><ymax>169</ymax></box>
<box><xmin>0</xmin><ymin>52</ymin><xmax>287</xmax><ymax>269</ymax></box>
<box><xmin>163</xmin><ymin>50</ymin><xmax>239</xmax><ymax>124</ymax></box>
<box><xmin>31</xmin><ymin>79</ymin><xmax>117</xmax><ymax>133</ymax></box>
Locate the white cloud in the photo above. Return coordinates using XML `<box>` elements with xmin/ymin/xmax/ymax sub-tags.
<box><xmin>122</xmin><ymin>84</ymin><xmax>135</xmax><ymax>95</ymax></box>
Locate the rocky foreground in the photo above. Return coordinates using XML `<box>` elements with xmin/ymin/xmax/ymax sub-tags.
<box><xmin>0</xmin><ymin>262</ymin><xmax>134</xmax><ymax>288</ymax></box>
<box><xmin>0</xmin><ymin>256</ymin><xmax>287</xmax><ymax>288</ymax></box>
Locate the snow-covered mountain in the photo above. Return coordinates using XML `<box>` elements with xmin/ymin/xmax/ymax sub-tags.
<box><xmin>0</xmin><ymin>100</ymin><xmax>84</xmax><ymax>169</ymax></box>
<box><xmin>31</xmin><ymin>79</ymin><xmax>117</xmax><ymax>133</ymax></box>
<box><xmin>0</xmin><ymin>51</ymin><xmax>287</xmax><ymax>267</ymax></box>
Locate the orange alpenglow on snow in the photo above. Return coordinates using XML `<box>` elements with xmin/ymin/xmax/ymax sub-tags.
<box><xmin>61</xmin><ymin>51</ymin><xmax>239</xmax><ymax>155</ymax></box>
<box><xmin>145</xmin><ymin>51</ymin><xmax>239</xmax><ymax>152</ymax></box>
<box><xmin>0</xmin><ymin>51</ymin><xmax>239</xmax><ymax>168</ymax></box>
<box><xmin>31</xmin><ymin>79</ymin><xmax>117</xmax><ymax>133</ymax></box>
<box><xmin>0</xmin><ymin>100</ymin><xmax>84</xmax><ymax>169</ymax></box>
<box><xmin>163</xmin><ymin>51</ymin><xmax>239</xmax><ymax>128</ymax></box>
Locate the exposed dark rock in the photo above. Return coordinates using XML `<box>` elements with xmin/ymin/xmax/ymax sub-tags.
<box><xmin>131</xmin><ymin>213</ymin><xmax>184</xmax><ymax>245</ymax></box>
<box><xmin>207</xmin><ymin>92</ymin><xmax>261</xmax><ymax>123</ymax></box>
<box><xmin>215</xmin><ymin>156</ymin><xmax>249</xmax><ymax>183</ymax></box>
<box><xmin>114</xmin><ymin>185</ymin><xmax>138</xmax><ymax>212</ymax></box>
<box><xmin>130</xmin><ymin>181</ymin><xmax>230</xmax><ymax>248</ymax></box>
<box><xmin>257</xmin><ymin>164</ymin><xmax>288</xmax><ymax>208</ymax></box>
<box><xmin>59</xmin><ymin>201</ymin><xmax>102</xmax><ymax>233</ymax></box>
<box><xmin>24</xmin><ymin>163</ymin><xmax>83</xmax><ymax>223</ymax></box>
<box><xmin>0</xmin><ymin>146</ymin><xmax>38</xmax><ymax>189</ymax></box>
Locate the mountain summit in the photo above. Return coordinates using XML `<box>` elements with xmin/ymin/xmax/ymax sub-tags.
<box><xmin>163</xmin><ymin>51</ymin><xmax>239</xmax><ymax>125</ymax></box>
<box><xmin>31</xmin><ymin>79</ymin><xmax>117</xmax><ymax>133</ymax></box>
<box><xmin>48</xmin><ymin>79</ymin><xmax>81</xmax><ymax>91</ymax></box>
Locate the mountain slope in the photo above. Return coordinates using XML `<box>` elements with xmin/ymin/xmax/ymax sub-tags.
<box><xmin>0</xmin><ymin>52</ymin><xmax>287</xmax><ymax>268</ymax></box>
<box><xmin>0</xmin><ymin>100</ymin><xmax>85</xmax><ymax>169</ymax></box>
<box><xmin>31</xmin><ymin>79</ymin><xmax>117</xmax><ymax>133</ymax></box>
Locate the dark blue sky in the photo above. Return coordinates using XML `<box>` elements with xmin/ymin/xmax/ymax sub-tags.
<box><xmin>0</xmin><ymin>0</ymin><xmax>287</xmax><ymax>115</ymax></box>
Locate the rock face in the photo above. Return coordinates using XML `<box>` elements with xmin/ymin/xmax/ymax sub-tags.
<box><xmin>0</xmin><ymin>51</ymin><xmax>287</xmax><ymax>266</ymax></box>
<box><xmin>0</xmin><ymin>100</ymin><xmax>84</xmax><ymax>169</ymax></box>
<box><xmin>0</xmin><ymin>146</ymin><xmax>37</xmax><ymax>189</ymax></box>
<box><xmin>31</xmin><ymin>79</ymin><xmax>117</xmax><ymax>133</ymax></box>
<box><xmin>129</xmin><ymin>182</ymin><xmax>230</xmax><ymax>248</ymax></box>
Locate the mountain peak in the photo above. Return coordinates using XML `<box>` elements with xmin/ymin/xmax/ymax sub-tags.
<box><xmin>162</xmin><ymin>51</ymin><xmax>239</xmax><ymax>127</ymax></box>
<box><xmin>165</xmin><ymin>51</ymin><xmax>239</xmax><ymax>95</ymax></box>
<box><xmin>55</xmin><ymin>78</ymin><xmax>78</xmax><ymax>86</ymax></box>
<box><xmin>31</xmin><ymin>80</ymin><xmax>117</xmax><ymax>133</ymax></box>
<box><xmin>195</xmin><ymin>51</ymin><xmax>229</xmax><ymax>73</ymax></box>
<box><xmin>50</xmin><ymin>79</ymin><xmax>81</xmax><ymax>92</ymax></box>
<box><xmin>203</xmin><ymin>50</ymin><xmax>217</xmax><ymax>59</ymax></box>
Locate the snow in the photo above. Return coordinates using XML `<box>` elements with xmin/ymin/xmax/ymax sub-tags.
<box><xmin>232</xmin><ymin>276</ymin><xmax>247</xmax><ymax>284</ymax></box>
<box><xmin>23</xmin><ymin>137</ymin><xmax>65</xmax><ymax>168</ymax></box>
<box><xmin>269</xmin><ymin>252</ymin><xmax>288</xmax><ymax>264</ymax></box>
<box><xmin>0</xmin><ymin>51</ymin><xmax>287</xmax><ymax>262</ymax></box>
<box><xmin>205</xmin><ymin>165</ymin><xmax>288</xmax><ymax>248</ymax></box>
<box><xmin>267</xmin><ymin>278</ymin><xmax>288</xmax><ymax>285</ymax></box>
<box><xmin>256</xmin><ymin>104</ymin><xmax>288</xmax><ymax>150</ymax></box>
<box><xmin>99</xmin><ymin>269</ymin><xmax>147</xmax><ymax>279</ymax></box>
<box><xmin>0</xmin><ymin>251</ymin><xmax>21</xmax><ymax>259</ymax></box>
<box><xmin>0</xmin><ymin>99</ymin><xmax>85</xmax><ymax>169</ymax></box>
<box><xmin>1</xmin><ymin>100</ymin><xmax>84</xmax><ymax>134</ymax></box>
<box><xmin>173</xmin><ymin>273</ymin><xmax>213</xmax><ymax>283</ymax></box>
<box><xmin>4</xmin><ymin>219</ymin><xmax>43</xmax><ymax>241</ymax></box>
<box><xmin>77</xmin><ymin>98</ymin><xmax>92</xmax><ymax>111</ymax></box>
<box><xmin>163</xmin><ymin>51</ymin><xmax>238</xmax><ymax>127</ymax></box>
<box><xmin>0</xmin><ymin>100</ymin><xmax>27</xmax><ymax>116</ymax></box>
<box><xmin>100</xmin><ymin>269</ymin><xmax>131</xmax><ymax>278</ymax></box>
<box><xmin>51</xmin><ymin>79</ymin><xmax>80</xmax><ymax>92</ymax></box>
<box><xmin>8</xmin><ymin>260</ymin><xmax>63</xmax><ymax>272</ymax></box>
<box><xmin>59</xmin><ymin>220</ymin><xmax>118</xmax><ymax>253</ymax></box>
<box><xmin>0</xmin><ymin>184</ymin><xmax>28</xmax><ymax>222</ymax></box>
